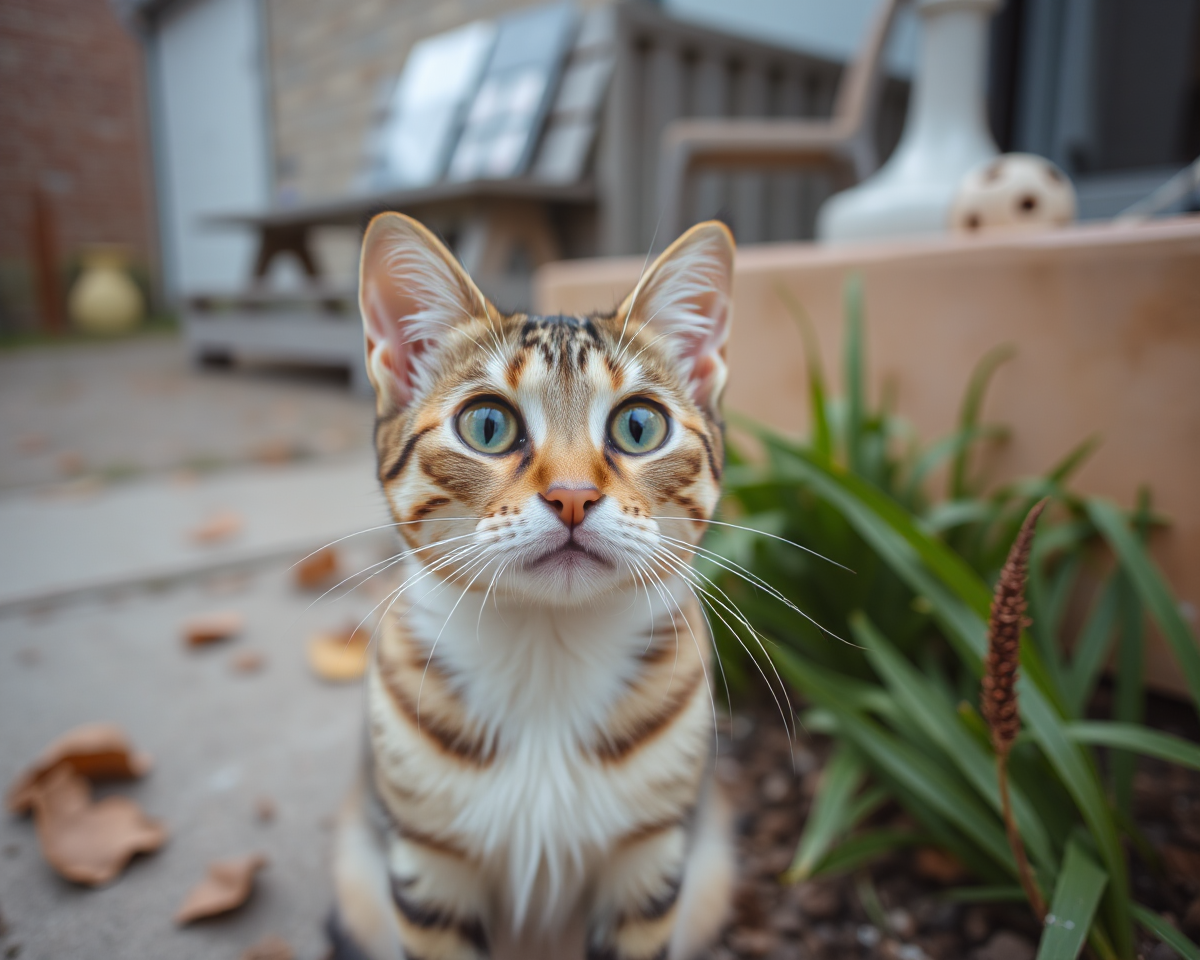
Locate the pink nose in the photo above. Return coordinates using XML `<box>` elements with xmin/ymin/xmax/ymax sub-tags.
<box><xmin>541</xmin><ymin>486</ymin><xmax>602</xmax><ymax>527</ymax></box>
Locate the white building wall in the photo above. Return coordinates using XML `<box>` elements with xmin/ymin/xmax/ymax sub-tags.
<box><xmin>151</xmin><ymin>0</ymin><xmax>270</xmax><ymax>296</ymax></box>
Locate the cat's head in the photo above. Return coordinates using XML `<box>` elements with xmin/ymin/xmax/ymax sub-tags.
<box><xmin>359</xmin><ymin>213</ymin><xmax>734</xmax><ymax>605</ymax></box>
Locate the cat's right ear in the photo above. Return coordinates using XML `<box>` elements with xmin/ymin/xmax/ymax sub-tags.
<box><xmin>359</xmin><ymin>212</ymin><xmax>490</xmax><ymax>411</ymax></box>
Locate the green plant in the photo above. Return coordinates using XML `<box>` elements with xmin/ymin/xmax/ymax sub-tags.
<box><xmin>691</xmin><ymin>279</ymin><xmax>1200</xmax><ymax>959</ymax></box>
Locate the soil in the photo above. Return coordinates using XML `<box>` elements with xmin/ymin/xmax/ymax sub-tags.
<box><xmin>708</xmin><ymin>685</ymin><xmax>1200</xmax><ymax>960</ymax></box>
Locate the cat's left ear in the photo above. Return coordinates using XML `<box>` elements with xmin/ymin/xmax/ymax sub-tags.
<box><xmin>618</xmin><ymin>221</ymin><xmax>735</xmax><ymax>412</ymax></box>
<box><xmin>359</xmin><ymin>212</ymin><xmax>492</xmax><ymax>412</ymax></box>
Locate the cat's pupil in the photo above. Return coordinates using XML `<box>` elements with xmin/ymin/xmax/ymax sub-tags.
<box><xmin>483</xmin><ymin>411</ymin><xmax>497</xmax><ymax>443</ymax></box>
<box><xmin>628</xmin><ymin>410</ymin><xmax>645</xmax><ymax>443</ymax></box>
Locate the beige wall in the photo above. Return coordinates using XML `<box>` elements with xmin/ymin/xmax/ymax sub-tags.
<box><xmin>264</xmin><ymin>0</ymin><xmax>605</xmax><ymax>204</ymax></box>
<box><xmin>535</xmin><ymin>217</ymin><xmax>1200</xmax><ymax>696</ymax></box>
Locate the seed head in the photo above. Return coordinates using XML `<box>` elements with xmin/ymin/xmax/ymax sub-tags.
<box><xmin>982</xmin><ymin>499</ymin><xmax>1047</xmax><ymax>755</ymax></box>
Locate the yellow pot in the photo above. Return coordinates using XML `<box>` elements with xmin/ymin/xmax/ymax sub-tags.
<box><xmin>68</xmin><ymin>248</ymin><xmax>144</xmax><ymax>335</ymax></box>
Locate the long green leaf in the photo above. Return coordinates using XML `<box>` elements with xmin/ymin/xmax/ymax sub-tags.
<box><xmin>747</xmin><ymin>428</ymin><xmax>1132</xmax><ymax>954</ymax></box>
<box><xmin>776</xmin><ymin>283</ymin><xmax>833</xmax><ymax>462</ymax></box>
<box><xmin>1133</xmin><ymin>905</ymin><xmax>1200</xmax><ymax>960</ymax></box>
<box><xmin>775</xmin><ymin>647</ymin><xmax>1016</xmax><ymax>871</ymax></box>
<box><xmin>1063</xmin><ymin>577</ymin><xmax>1120</xmax><ymax>716</ymax></box>
<box><xmin>853</xmin><ymin>613</ymin><xmax>1058</xmax><ymax>873</ymax></box>
<box><xmin>785</xmin><ymin>743</ymin><xmax>869</xmax><ymax>882</ymax></box>
<box><xmin>1036</xmin><ymin>839</ymin><xmax>1107</xmax><ymax>960</ymax></box>
<box><xmin>810</xmin><ymin>829</ymin><xmax>925</xmax><ymax>878</ymax></box>
<box><xmin>1088</xmin><ymin>497</ymin><xmax>1200</xmax><ymax>710</ymax></box>
<box><xmin>951</xmin><ymin>343</ymin><xmax>1015</xmax><ymax>499</ymax></box>
<box><xmin>1022</xmin><ymin>684</ymin><xmax>1133</xmax><ymax>956</ymax></box>
<box><xmin>1066</xmin><ymin>722</ymin><xmax>1200</xmax><ymax>771</ymax></box>
<box><xmin>1113</xmin><ymin>573</ymin><xmax>1144</xmax><ymax>815</ymax></box>
<box><xmin>843</xmin><ymin>273</ymin><xmax>866</xmax><ymax>475</ymax></box>
<box><xmin>940</xmin><ymin>885</ymin><xmax>1025</xmax><ymax>903</ymax></box>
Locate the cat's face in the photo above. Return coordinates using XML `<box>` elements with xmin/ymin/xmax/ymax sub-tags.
<box><xmin>359</xmin><ymin>214</ymin><xmax>734</xmax><ymax>605</ymax></box>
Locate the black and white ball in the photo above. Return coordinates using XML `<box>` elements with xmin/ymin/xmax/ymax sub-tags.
<box><xmin>949</xmin><ymin>153</ymin><xmax>1077</xmax><ymax>235</ymax></box>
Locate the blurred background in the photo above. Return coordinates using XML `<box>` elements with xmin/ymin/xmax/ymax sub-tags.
<box><xmin>1</xmin><ymin>1</ymin><xmax>1199</xmax><ymax>959</ymax></box>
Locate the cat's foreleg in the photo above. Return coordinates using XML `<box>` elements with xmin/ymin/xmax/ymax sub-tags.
<box><xmin>385</xmin><ymin>828</ymin><xmax>492</xmax><ymax>960</ymax></box>
<box><xmin>587</xmin><ymin>823</ymin><xmax>689</xmax><ymax>960</ymax></box>
<box><xmin>332</xmin><ymin>771</ymin><xmax>491</xmax><ymax>960</ymax></box>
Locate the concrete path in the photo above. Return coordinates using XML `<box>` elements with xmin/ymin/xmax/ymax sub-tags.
<box><xmin>0</xmin><ymin>335</ymin><xmax>395</xmax><ymax>960</ymax></box>
<box><xmin>0</xmin><ymin>453</ymin><xmax>386</xmax><ymax>610</ymax></box>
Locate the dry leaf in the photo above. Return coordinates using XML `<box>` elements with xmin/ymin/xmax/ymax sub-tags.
<box><xmin>175</xmin><ymin>854</ymin><xmax>267</xmax><ymax>924</ymax></box>
<box><xmin>252</xmin><ymin>439</ymin><xmax>300</xmax><ymax>465</ymax></box>
<box><xmin>1163</xmin><ymin>845</ymin><xmax>1200</xmax><ymax>888</ymax></box>
<box><xmin>231</xmin><ymin>650</ymin><xmax>264</xmax><ymax>673</ymax></box>
<box><xmin>183</xmin><ymin>611</ymin><xmax>244</xmax><ymax>647</ymax></box>
<box><xmin>914</xmin><ymin>847</ymin><xmax>969</xmax><ymax>883</ymax></box>
<box><xmin>7</xmin><ymin>723</ymin><xmax>152</xmax><ymax>814</ymax></box>
<box><xmin>57</xmin><ymin>451</ymin><xmax>85</xmax><ymax>476</ymax></box>
<box><xmin>30</xmin><ymin>766</ymin><xmax>166</xmax><ymax>886</ymax></box>
<box><xmin>241</xmin><ymin>935</ymin><xmax>293</xmax><ymax>960</ymax></box>
<box><xmin>18</xmin><ymin>432</ymin><xmax>49</xmax><ymax>454</ymax></box>
<box><xmin>307</xmin><ymin>626</ymin><xmax>370</xmax><ymax>682</ymax></box>
<box><xmin>254</xmin><ymin>795</ymin><xmax>276</xmax><ymax>823</ymax></box>
<box><xmin>189</xmin><ymin>510</ymin><xmax>244</xmax><ymax>544</ymax></box>
<box><xmin>293</xmin><ymin>547</ymin><xmax>339</xmax><ymax>591</ymax></box>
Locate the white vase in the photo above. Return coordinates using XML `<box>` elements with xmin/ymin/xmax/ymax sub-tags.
<box><xmin>817</xmin><ymin>0</ymin><xmax>1002</xmax><ymax>244</ymax></box>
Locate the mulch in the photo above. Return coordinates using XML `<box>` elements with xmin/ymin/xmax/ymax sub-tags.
<box><xmin>707</xmin><ymin>685</ymin><xmax>1200</xmax><ymax>960</ymax></box>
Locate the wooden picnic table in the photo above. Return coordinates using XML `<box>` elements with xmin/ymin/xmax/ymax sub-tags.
<box><xmin>205</xmin><ymin>177</ymin><xmax>597</xmax><ymax>284</ymax></box>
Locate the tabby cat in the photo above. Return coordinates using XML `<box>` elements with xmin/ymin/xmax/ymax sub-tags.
<box><xmin>331</xmin><ymin>213</ymin><xmax>737</xmax><ymax>960</ymax></box>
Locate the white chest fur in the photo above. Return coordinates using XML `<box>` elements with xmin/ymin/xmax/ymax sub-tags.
<box><xmin>367</xmin><ymin>565</ymin><xmax>711</xmax><ymax>928</ymax></box>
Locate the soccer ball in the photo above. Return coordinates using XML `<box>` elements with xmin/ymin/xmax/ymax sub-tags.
<box><xmin>949</xmin><ymin>153</ymin><xmax>1077</xmax><ymax>235</ymax></box>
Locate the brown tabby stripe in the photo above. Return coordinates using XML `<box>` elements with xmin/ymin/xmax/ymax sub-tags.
<box><xmin>593</xmin><ymin>666</ymin><xmax>705</xmax><ymax>763</ymax></box>
<box><xmin>396</xmin><ymin>823</ymin><xmax>472</xmax><ymax>862</ymax></box>
<box><xmin>389</xmin><ymin>877</ymin><xmax>489</xmax><ymax>953</ymax></box>
<box><xmin>683</xmin><ymin>424</ymin><xmax>721</xmax><ymax>481</ymax></box>
<box><xmin>384</xmin><ymin>426</ymin><xmax>431</xmax><ymax>480</ymax></box>
<box><xmin>628</xmin><ymin>874</ymin><xmax>683</xmax><ymax>921</ymax></box>
<box><xmin>379</xmin><ymin>661</ymin><xmax>497</xmax><ymax>766</ymax></box>
<box><xmin>615</xmin><ymin>816</ymin><xmax>684</xmax><ymax>849</ymax></box>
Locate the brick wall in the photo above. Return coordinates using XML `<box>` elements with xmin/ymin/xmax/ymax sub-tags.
<box><xmin>0</xmin><ymin>0</ymin><xmax>156</xmax><ymax>331</ymax></box>
<box><xmin>265</xmin><ymin>0</ymin><xmax>604</xmax><ymax>203</ymax></box>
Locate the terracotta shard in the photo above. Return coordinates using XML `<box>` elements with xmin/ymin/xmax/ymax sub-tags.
<box><xmin>293</xmin><ymin>546</ymin><xmax>339</xmax><ymax>591</ymax></box>
<box><xmin>189</xmin><ymin>509</ymin><xmax>244</xmax><ymax>544</ymax></box>
<box><xmin>183</xmin><ymin>611</ymin><xmax>245</xmax><ymax>647</ymax></box>
<box><xmin>307</xmin><ymin>625</ymin><xmax>371</xmax><ymax>682</ymax></box>
<box><xmin>241</xmin><ymin>935</ymin><xmax>293</xmax><ymax>960</ymax></box>
<box><xmin>7</xmin><ymin>722</ymin><xmax>152</xmax><ymax>814</ymax></box>
<box><xmin>30</xmin><ymin>766</ymin><xmax>166</xmax><ymax>886</ymax></box>
<box><xmin>175</xmin><ymin>854</ymin><xmax>267</xmax><ymax>924</ymax></box>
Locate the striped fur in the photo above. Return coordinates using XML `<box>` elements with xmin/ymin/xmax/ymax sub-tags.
<box><xmin>333</xmin><ymin>215</ymin><xmax>736</xmax><ymax>960</ymax></box>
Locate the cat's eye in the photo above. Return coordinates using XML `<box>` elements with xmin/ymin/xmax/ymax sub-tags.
<box><xmin>609</xmin><ymin>401</ymin><xmax>669</xmax><ymax>455</ymax></box>
<box><xmin>456</xmin><ymin>400</ymin><xmax>521</xmax><ymax>455</ymax></box>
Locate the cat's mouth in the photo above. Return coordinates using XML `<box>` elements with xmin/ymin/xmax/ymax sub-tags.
<box><xmin>525</xmin><ymin>539</ymin><xmax>611</xmax><ymax>570</ymax></box>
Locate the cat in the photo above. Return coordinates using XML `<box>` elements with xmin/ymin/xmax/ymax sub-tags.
<box><xmin>330</xmin><ymin>212</ymin><xmax>737</xmax><ymax>960</ymax></box>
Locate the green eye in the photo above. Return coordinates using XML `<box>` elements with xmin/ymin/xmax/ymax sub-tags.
<box><xmin>610</xmin><ymin>402</ymin><xmax>669</xmax><ymax>454</ymax></box>
<box><xmin>457</xmin><ymin>400</ymin><xmax>520</xmax><ymax>454</ymax></box>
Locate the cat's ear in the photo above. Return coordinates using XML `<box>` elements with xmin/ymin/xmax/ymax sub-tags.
<box><xmin>619</xmin><ymin>221</ymin><xmax>735</xmax><ymax>412</ymax></box>
<box><xmin>359</xmin><ymin>212</ymin><xmax>491</xmax><ymax>410</ymax></box>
